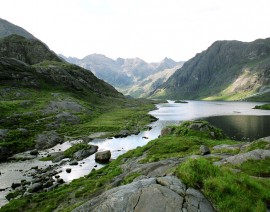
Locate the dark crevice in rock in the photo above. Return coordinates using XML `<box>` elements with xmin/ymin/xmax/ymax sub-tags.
<box><xmin>133</xmin><ymin>189</ymin><xmax>142</xmax><ymax>211</ymax></box>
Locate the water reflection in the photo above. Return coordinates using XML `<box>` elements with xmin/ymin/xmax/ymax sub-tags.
<box><xmin>204</xmin><ymin>115</ymin><xmax>270</xmax><ymax>141</ymax></box>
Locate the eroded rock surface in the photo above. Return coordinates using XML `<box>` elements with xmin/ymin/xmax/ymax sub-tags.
<box><xmin>72</xmin><ymin>176</ymin><xmax>215</xmax><ymax>212</ymax></box>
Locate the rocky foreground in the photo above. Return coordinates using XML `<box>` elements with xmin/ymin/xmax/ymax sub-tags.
<box><xmin>1</xmin><ymin>121</ymin><xmax>270</xmax><ymax>211</ymax></box>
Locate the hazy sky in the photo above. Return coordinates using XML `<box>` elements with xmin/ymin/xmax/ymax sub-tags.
<box><xmin>1</xmin><ymin>0</ymin><xmax>270</xmax><ymax>62</ymax></box>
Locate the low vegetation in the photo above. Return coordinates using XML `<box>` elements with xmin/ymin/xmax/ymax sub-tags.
<box><xmin>2</xmin><ymin>121</ymin><xmax>270</xmax><ymax>212</ymax></box>
<box><xmin>254</xmin><ymin>104</ymin><xmax>270</xmax><ymax>110</ymax></box>
<box><xmin>177</xmin><ymin>158</ymin><xmax>270</xmax><ymax>212</ymax></box>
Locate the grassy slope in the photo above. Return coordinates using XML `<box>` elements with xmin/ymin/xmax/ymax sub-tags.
<box><xmin>0</xmin><ymin>84</ymin><xmax>156</xmax><ymax>155</ymax></box>
<box><xmin>2</xmin><ymin>121</ymin><xmax>270</xmax><ymax>212</ymax></box>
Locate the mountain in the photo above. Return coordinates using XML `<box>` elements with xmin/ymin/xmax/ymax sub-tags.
<box><xmin>0</xmin><ymin>34</ymin><xmax>125</xmax><ymax>161</ymax></box>
<box><xmin>125</xmin><ymin>65</ymin><xmax>181</xmax><ymax>98</ymax></box>
<box><xmin>0</xmin><ymin>34</ymin><xmax>62</xmax><ymax>65</ymax></box>
<box><xmin>151</xmin><ymin>38</ymin><xmax>270</xmax><ymax>101</ymax></box>
<box><xmin>61</xmin><ymin>54</ymin><xmax>184</xmax><ymax>96</ymax></box>
<box><xmin>0</xmin><ymin>18</ymin><xmax>36</xmax><ymax>39</ymax></box>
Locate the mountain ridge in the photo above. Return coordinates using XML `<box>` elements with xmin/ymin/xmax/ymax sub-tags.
<box><xmin>0</xmin><ymin>18</ymin><xmax>36</xmax><ymax>39</ymax></box>
<box><xmin>151</xmin><ymin>38</ymin><xmax>270</xmax><ymax>101</ymax></box>
<box><xmin>60</xmin><ymin>54</ymin><xmax>184</xmax><ymax>97</ymax></box>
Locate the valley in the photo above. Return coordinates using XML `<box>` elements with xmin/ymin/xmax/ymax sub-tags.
<box><xmin>0</xmin><ymin>17</ymin><xmax>270</xmax><ymax>212</ymax></box>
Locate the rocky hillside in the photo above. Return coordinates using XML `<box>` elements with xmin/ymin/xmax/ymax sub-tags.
<box><xmin>0</xmin><ymin>18</ymin><xmax>36</xmax><ymax>39</ymax></box>
<box><xmin>0</xmin><ymin>35</ymin><xmax>62</xmax><ymax>65</ymax></box>
<box><xmin>126</xmin><ymin>65</ymin><xmax>181</xmax><ymax>98</ymax></box>
<box><xmin>0</xmin><ymin>30</ymin><xmax>160</xmax><ymax>162</ymax></box>
<box><xmin>61</xmin><ymin>54</ymin><xmax>184</xmax><ymax>96</ymax></box>
<box><xmin>151</xmin><ymin>38</ymin><xmax>270</xmax><ymax>101</ymax></box>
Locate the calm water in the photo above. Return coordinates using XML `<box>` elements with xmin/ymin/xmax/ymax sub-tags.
<box><xmin>204</xmin><ymin>115</ymin><xmax>270</xmax><ymax>141</ymax></box>
<box><xmin>1</xmin><ymin>100</ymin><xmax>270</xmax><ymax>207</ymax></box>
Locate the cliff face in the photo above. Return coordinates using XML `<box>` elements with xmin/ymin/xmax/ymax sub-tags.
<box><xmin>151</xmin><ymin>38</ymin><xmax>270</xmax><ymax>101</ymax></box>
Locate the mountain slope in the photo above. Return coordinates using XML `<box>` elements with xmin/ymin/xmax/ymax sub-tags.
<box><xmin>0</xmin><ymin>18</ymin><xmax>36</xmax><ymax>39</ymax></box>
<box><xmin>0</xmin><ymin>34</ymin><xmax>62</xmax><ymax>65</ymax></box>
<box><xmin>61</xmin><ymin>54</ymin><xmax>184</xmax><ymax>96</ymax></box>
<box><xmin>151</xmin><ymin>38</ymin><xmax>270</xmax><ymax>101</ymax></box>
<box><xmin>0</xmin><ymin>31</ymin><xmax>158</xmax><ymax>162</ymax></box>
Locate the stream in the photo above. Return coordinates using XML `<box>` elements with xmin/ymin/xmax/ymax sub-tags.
<box><xmin>1</xmin><ymin>100</ymin><xmax>270</xmax><ymax>207</ymax></box>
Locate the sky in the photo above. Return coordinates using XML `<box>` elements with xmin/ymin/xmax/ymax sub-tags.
<box><xmin>1</xmin><ymin>0</ymin><xmax>270</xmax><ymax>62</ymax></box>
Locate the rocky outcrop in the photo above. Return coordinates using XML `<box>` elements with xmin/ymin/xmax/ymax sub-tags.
<box><xmin>72</xmin><ymin>176</ymin><xmax>215</xmax><ymax>212</ymax></box>
<box><xmin>218</xmin><ymin>149</ymin><xmax>270</xmax><ymax>165</ymax></box>
<box><xmin>43</xmin><ymin>101</ymin><xmax>86</xmax><ymax>115</ymax></box>
<box><xmin>35</xmin><ymin>131</ymin><xmax>63</xmax><ymax>150</ymax></box>
<box><xmin>74</xmin><ymin>145</ymin><xmax>98</xmax><ymax>160</ymax></box>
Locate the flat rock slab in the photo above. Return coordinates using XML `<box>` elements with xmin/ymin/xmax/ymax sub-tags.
<box><xmin>219</xmin><ymin>149</ymin><xmax>270</xmax><ymax>165</ymax></box>
<box><xmin>72</xmin><ymin>176</ymin><xmax>215</xmax><ymax>212</ymax></box>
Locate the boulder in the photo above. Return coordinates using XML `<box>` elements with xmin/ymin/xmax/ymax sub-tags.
<box><xmin>66</xmin><ymin>168</ymin><xmax>72</xmax><ymax>173</ymax></box>
<box><xmin>114</xmin><ymin>130</ymin><xmax>130</xmax><ymax>138</ymax></box>
<box><xmin>0</xmin><ymin>146</ymin><xmax>10</xmax><ymax>162</ymax></box>
<box><xmin>69</xmin><ymin>160</ymin><xmax>79</xmax><ymax>166</ymax></box>
<box><xmin>11</xmin><ymin>183</ymin><xmax>21</xmax><ymax>190</ymax></box>
<box><xmin>95</xmin><ymin>150</ymin><xmax>111</xmax><ymax>163</ymax></box>
<box><xmin>35</xmin><ymin>131</ymin><xmax>63</xmax><ymax>150</ymax></box>
<box><xmin>73</xmin><ymin>145</ymin><xmax>98</xmax><ymax>160</ymax></box>
<box><xmin>30</xmin><ymin>149</ymin><xmax>39</xmax><ymax>156</ymax></box>
<box><xmin>28</xmin><ymin>182</ymin><xmax>43</xmax><ymax>193</ymax></box>
<box><xmin>160</xmin><ymin>127</ymin><xmax>173</xmax><ymax>136</ymax></box>
<box><xmin>200</xmin><ymin>145</ymin><xmax>211</xmax><ymax>155</ymax></box>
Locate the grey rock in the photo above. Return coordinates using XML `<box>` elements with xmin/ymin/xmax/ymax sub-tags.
<box><xmin>0</xmin><ymin>146</ymin><xmax>10</xmax><ymax>161</ymax></box>
<box><xmin>43</xmin><ymin>100</ymin><xmax>86</xmax><ymax>115</ymax></box>
<box><xmin>73</xmin><ymin>145</ymin><xmax>98</xmax><ymax>160</ymax></box>
<box><xmin>28</xmin><ymin>182</ymin><xmax>43</xmax><ymax>193</ymax></box>
<box><xmin>114</xmin><ymin>130</ymin><xmax>130</xmax><ymax>138</ymax></box>
<box><xmin>66</xmin><ymin>168</ymin><xmax>72</xmax><ymax>173</ymax></box>
<box><xmin>200</xmin><ymin>145</ymin><xmax>211</xmax><ymax>155</ymax></box>
<box><xmin>72</xmin><ymin>176</ymin><xmax>215</xmax><ymax>212</ymax></box>
<box><xmin>0</xmin><ymin>129</ymin><xmax>9</xmax><ymax>139</ymax></box>
<box><xmin>221</xmin><ymin>149</ymin><xmax>270</xmax><ymax>165</ymax></box>
<box><xmin>185</xmin><ymin>188</ymin><xmax>215</xmax><ymax>212</ymax></box>
<box><xmin>30</xmin><ymin>149</ymin><xmax>39</xmax><ymax>156</ymax></box>
<box><xmin>43</xmin><ymin>180</ymin><xmax>54</xmax><ymax>188</ymax></box>
<box><xmin>95</xmin><ymin>150</ymin><xmax>111</xmax><ymax>163</ymax></box>
<box><xmin>55</xmin><ymin>112</ymin><xmax>80</xmax><ymax>125</ymax></box>
<box><xmin>160</xmin><ymin>127</ymin><xmax>173</xmax><ymax>136</ymax></box>
<box><xmin>213</xmin><ymin>144</ymin><xmax>243</xmax><ymax>151</ymax></box>
<box><xmin>35</xmin><ymin>131</ymin><xmax>63</xmax><ymax>150</ymax></box>
<box><xmin>200</xmin><ymin>125</ymin><xmax>210</xmax><ymax>132</ymax></box>
<box><xmin>69</xmin><ymin>160</ymin><xmax>78</xmax><ymax>166</ymax></box>
<box><xmin>188</xmin><ymin>123</ymin><xmax>203</xmax><ymax>130</ymax></box>
<box><xmin>11</xmin><ymin>183</ymin><xmax>21</xmax><ymax>190</ymax></box>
